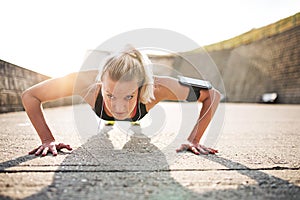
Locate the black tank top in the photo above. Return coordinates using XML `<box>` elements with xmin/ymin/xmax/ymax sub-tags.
<box><xmin>94</xmin><ymin>89</ymin><xmax>148</xmax><ymax>121</ymax></box>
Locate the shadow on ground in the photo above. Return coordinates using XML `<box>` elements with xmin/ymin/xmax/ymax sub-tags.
<box><xmin>0</xmin><ymin>125</ymin><xmax>299</xmax><ymax>199</ymax></box>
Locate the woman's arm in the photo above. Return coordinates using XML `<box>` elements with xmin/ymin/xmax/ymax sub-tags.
<box><xmin>184</xmin><ymin>88</ymin><xmax>221</xmax><ymax>154</ymax></box>
<box><xmin>22</xmin><ymin>70</ymin><xmax>98</xmax><ymax>156</ymax></box>
<box><xmin>153</xmin><ymin>76</ymin><xmax>221</xmax><ymax>155</ymax></box>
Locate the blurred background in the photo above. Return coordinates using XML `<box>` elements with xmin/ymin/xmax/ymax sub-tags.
<box><xmin>0</xmin><ymin>0</ymin><xmax>299</xmax><ymax>113</ymax></box>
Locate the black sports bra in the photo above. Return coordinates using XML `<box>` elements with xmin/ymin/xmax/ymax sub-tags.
<box><xmin>94</xmin><ymin>89</ymin><xmax>148</xmax><ymax>121</ymax></box>
<box><xmin>94</xmin><ymin>80</ymin><xmax>201</xmax><ymax>121</ymax></box>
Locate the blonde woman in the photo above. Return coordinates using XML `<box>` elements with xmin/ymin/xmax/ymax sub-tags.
<box><xmin>22</xmin><ymin>47</ymin><xmax>221</xmax><ymax>156</ymax></box>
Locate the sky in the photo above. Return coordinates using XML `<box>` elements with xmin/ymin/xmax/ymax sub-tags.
<box><xmin>0</xmin><ymin>0</ymin><xmax>299</xmax><ymax>77</ymax></box>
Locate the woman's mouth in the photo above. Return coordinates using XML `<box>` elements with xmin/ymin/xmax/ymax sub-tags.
<box><xmin>113</xmin><ymin>112</ymin><xmax>127</xmax><ymax>118</ymax></box>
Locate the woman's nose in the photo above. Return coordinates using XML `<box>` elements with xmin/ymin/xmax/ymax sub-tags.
<box><xmin>112</xmin><ymin>100</ymin><xmax>127</xmax><ymax>112</ymax></box>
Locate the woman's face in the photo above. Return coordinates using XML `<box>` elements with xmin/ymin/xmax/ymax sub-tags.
<box><xmin>101</xmin><ymin>73</ymin><xmax>139</xmax><ymax>120</ymax></box>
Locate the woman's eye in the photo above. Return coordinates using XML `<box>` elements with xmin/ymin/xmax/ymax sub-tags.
<box><xmin>107</xmin><ymin>94</ymin><xmax>115</xmax><ymax>100</ymax></box>
<box><xmin>126</xmin><ymin>95</ymin><xmax>134</xmax><ymax>100</ymax></box>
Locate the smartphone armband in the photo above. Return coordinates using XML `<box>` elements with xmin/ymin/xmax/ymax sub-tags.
<box><xmin>178</xmin><ymin>76</ymin><xmax>212</xmax><ymax>90</ymax></box>
<box><xmin>178</xmin><ymin>76</ymin><xmax>212</xmax><ymax>102</ymax></box>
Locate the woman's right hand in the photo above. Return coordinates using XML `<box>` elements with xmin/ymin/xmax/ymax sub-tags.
<box><xmin>176</xmin><ymin>143</ymin><xmax>218</xmax><ymax>155</ymax></box>
<box><xmin>29</xmin><ymin>141</ymin><xmax>72</xmax><ymax>156</ymax></box>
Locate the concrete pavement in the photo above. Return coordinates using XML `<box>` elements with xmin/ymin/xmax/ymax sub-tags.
<box><xmin>0</xmin><ymin>103</ymin><xmax>299</xmax><ymax>199</ymax></box>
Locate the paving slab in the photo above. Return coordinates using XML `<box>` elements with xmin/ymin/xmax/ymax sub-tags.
<box><xmin>0</xmin><ymin>103</ymin><xmax>299</xmax><ymax>199</ymax></box>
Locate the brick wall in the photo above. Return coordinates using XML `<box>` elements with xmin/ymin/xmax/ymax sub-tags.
<box><xmin>0</xmin><ymin>60</ymin><xmax>74</xmax><ymax>113</ymax></box>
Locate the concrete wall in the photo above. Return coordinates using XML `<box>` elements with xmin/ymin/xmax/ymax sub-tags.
<box><xmin>0</xmin><ymin>60</ymin><xmax>74</xmax><ymax>113</ymax></box>
<box><xmin>209</xmin><ymin>24</ymin><xmax>300</xmax><ymax>103</ymax></box>
<box><xmin>152</xmin><ymin>13</ymin><xmax>300</xmax><ymax>104</ymax></box>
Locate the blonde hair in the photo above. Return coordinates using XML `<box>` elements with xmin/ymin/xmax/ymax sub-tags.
<box><xmin>99</xmin><ymin>46</ymin><xmax>155</xmax><ymax>104</ymax></box>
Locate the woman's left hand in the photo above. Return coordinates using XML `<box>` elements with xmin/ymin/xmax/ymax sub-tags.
<box><xmin>176</xmin><ymin>143</ymin><xmax>218</xmax><ymax>155</ymax></box>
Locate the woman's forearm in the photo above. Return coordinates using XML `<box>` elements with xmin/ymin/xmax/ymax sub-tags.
<box><xmin>22</xmin><ymin>91</ymin><xmax>55</xmax><ymax>143</ymax></box>
<box><xmin>187</xmin><ymin>89</ymin><xmax>221</xmax><ymax>144</ymax></box>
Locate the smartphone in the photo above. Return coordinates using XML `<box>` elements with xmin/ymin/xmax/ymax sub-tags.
<box><xmin>178</xmin><ymin>75</ymin><xmax>212</xmax><ymax>90</ymax></box>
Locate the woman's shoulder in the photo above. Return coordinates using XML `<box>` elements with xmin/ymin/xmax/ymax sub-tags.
<box><xmin>152</xmin><ymin>75</ymin><xmax>178</xmax><ymax>101</ymax></box>
<box><xmin>73</xmin><ymin>70</ymin><xmax>99</xmax><ymax>86</ymax></box>
<box><xmin>153</xmin><ymin>75</ymin><xmax>179</xmax><ymax>93</ymax></box>
<box><xmin>75</xmin><ymin>69</ymin><xmax>99</xmax><ymax>79</ymax></box>
<box><xmin>152</xmin><ymin>75</ymin><xmax>189</xmax><ymax>102</ymax></box>
<box><xmin>154</xmin><ymin>75</ymin><xmax>178</xmax><ymax>85</ymax></box>
<box><xmin>72</xmin><ymin>69</ymin><xmax>100</xmax><ymax>94</ymax></box>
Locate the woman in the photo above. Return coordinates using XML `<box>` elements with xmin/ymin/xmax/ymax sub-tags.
<box><xmin>22</xmin><ymin>46</ymin><xmax>221</xmax><ymax>157</ymax></box>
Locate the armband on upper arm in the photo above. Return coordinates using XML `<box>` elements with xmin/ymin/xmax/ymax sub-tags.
<box><xmin>178</xmin><ymin>76</ymin><xmax>212</xmax><ymax>102</ymax></box>
<box><xmin>185</xmin><ymin>85</ymin><xmax>201</xmax><ymax>101</ymax></box>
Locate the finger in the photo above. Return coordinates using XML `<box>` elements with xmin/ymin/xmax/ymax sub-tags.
<box><xmin>29</xmin><ymin>146</ymin><xmax>41</xmax><ymax>155</ymax></box>
<box><xmin>176</xmin><ymin>144</ymin><xmax>189</xmax><ymax>152</ymax></box>
<box><xmin>198</xmin><ymin>145</ymin><xmax>214</xmax><ymax>155</ymax></box>
<box><xmin>66</xmin><ymin>144</ymin><xmax>72</xmax><ymax>151</ymax></box>
<box><xmin>56</xmin><ymin>143</ymin><xmax>72</xmax><ymax>151</ymax></box>
<box><xmin>35</xmin><ymin>146</ymin><xmax>44</xmax><ymax>156</ymax></box>
<box><xmin>199</xmin><ymin>145</ymin><xmax>218</xmax><ymax>154</ymax></box>
<box><xmin>41</xmin><ymin>147</ymin><xmax>49</xmax><ymax>157</ymax></box>
<box><xmin>196</xmin><ymin>146</ymin><xmax>209</xmax><ymax>155</ymax></box>
<box><xmin>207</xmin><ymin>148</ymin><xmax>218</xmax><ymax>154</ymax></box>
<box><xmin>56</xmin><ymin>143</ymin><xmax>63</xmax><ymax>150</ymax></box>
<box><xmin>188</xmin><ymin>146</ymin><xmax>200</xmax><ymax>155</ymax></box>
<box><xmin>199</xmin><ymin>144</ymin><xmax>210</xmax><ymax>152</ymax></box>
<box><xmin>50</xmin><ymin>146</ymin><xmax>58</xmax><ymax>156</ymax></box>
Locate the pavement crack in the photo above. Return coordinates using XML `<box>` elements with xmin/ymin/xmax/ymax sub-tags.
<box><xmin>1</xmin><ymin>166</ymin><xmax>299</xmax><ymax>173</ymax></box>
